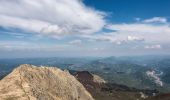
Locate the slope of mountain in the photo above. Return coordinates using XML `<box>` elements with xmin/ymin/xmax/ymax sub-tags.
<box><xmin>0</xmin><ymin>64</ymin><xmax>94</xmax><ymax>100</ymax></box>
<box><xmin>71</xmin><ymin>70</ymin><xmax>158</xmax><ymax>100</ymax></box>
<box><xmin>1</xmin><ymin>56</ymin><xmax>169</xmax><ymax>93</ymax></box>
<box><xmin>72</xmin><ymin>60</ymin><xmax>153</xmax><ymax>89</ymax></box>
<box><xmin>70</xmin><ymin>57</ymin><xmax>170</xmax><ymax>92</ymax></box>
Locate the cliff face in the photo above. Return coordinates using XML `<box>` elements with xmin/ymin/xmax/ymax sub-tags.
<box><xmin>0</xmin><ymin>64</ymin><xmax>94</xmax><ymax>100</ymax></box>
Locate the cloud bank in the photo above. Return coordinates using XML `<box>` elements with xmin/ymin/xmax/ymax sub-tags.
<box><xmin>0</xmin><ymin>0</ymin><xmax>106</xmax><ymax>38</ymax></box>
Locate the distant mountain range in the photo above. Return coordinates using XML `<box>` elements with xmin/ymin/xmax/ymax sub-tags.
<box><xmin>1</xmin><ymin>64</ymin><xmax>170</xmax><ymax>100</ymax></box>
<box><xmin>69</xmin><ymin>56</ymin><xmax>170</xmax><ymax>92</ymax></box>
<box><xmin>0</xmin><ymin>56</ymin><xmax>170</xmax><ymax>99</ymax></box>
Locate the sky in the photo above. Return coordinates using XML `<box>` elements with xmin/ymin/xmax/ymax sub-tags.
<box><xmin>0</xmin><ymin>0</ymin><xmax>170</xmax><ymax>58</ymax></box>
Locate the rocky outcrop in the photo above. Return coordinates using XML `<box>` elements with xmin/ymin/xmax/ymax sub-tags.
<box><xmin>93</xmin><ymin>74</ymin><xmax>106</xmax><ymax>84</ymax></box>
<box><xmin>0</xmin><ymin>64</ymin><xmax>94</xmax><ymax>100</ymax></box>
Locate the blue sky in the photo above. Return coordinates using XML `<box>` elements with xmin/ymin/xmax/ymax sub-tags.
<box><xmin>0</xmin><ymin>0</ymin><xmax>170</xmax><ymax>58</ymax></box>
<box><xmin>84</xmin><ymin>0</ymin><xmax>170</xmax><ymax>22</ymax></box>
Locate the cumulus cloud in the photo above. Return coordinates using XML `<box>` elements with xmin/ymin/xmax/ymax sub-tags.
<box><xmin>0</xmin><ymin>0</ymin><xmax>106</xmax><ymax>37</ymax></box>
<box><xmin>144</xmin><ymin>44</ymin><xmax>162</xmax><ymax>49</ymax></box>
<box><xmin>143</xmin><ymin>17</ymin><xmax>167</xmax><ymax>23</ymax></box>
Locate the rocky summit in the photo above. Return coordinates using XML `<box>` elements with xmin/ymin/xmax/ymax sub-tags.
<box><xmin>0</xmin><ymin>64</ymin><xmax>94</xmax><ymax>100</ymax></box>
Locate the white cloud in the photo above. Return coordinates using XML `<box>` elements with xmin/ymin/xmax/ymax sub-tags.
<box><xmin>0</xmin><ymin>15</ymin><xmax>50</xmax><ymax>33</ymax></box>
<box><xmin>144</xmin><ymin>44</ymin><xmax>162</xmax><ymax>49</ymax></box>
<box><xmin>106</xmin><ymin>23</ymin><xmax>170</xmax><ymax>44</ymax></box>
<box><xmin>127</xmin><ymin>36</ymin><xmax>144</xmax><ymax>41</ymax></box>
<box><xmin>80</xmin><ymin>33</ymin><xmax>128</xmax><ymax>45</ymax></box>
<box><xmin>0</xmin><ymin>0</ymin><xmax>106</xmax><ymax>37</ymax></box>
<box><xmin>69</xmin><ymin>39</ymin><xmax>82</xmax><ymax>45</ymax></box>
<box><xmin>81</xmin><ymin>33</ymin><xmax>145</xmax><ymax>45</ymax></box>
<box><xmin>79</xmin><ymin>20</ymin><xmax>170</xmax><ymax>48</ymax></box>
<box><xmin>81</xmin><ymin>33</ymin><xmax>115</xmax><ymax>42</ymax></box>
<box><xmin>143</xmin><ymin>17</ymin><xmax>167</xmax><ymax>23</ymax></box>
<box><xmin>107</xmin><ymin>23</ymin><xmax>170</xmax><ymax>34</ymax></box>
